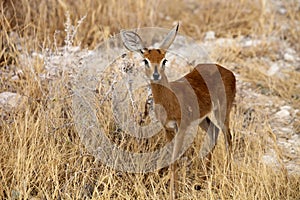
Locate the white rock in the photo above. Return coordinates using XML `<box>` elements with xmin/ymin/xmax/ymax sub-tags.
<box><xmin>262</xmin><ymin>154</ymin><xmax>277</xmax><ymax>165</ymax></box>
<box><xmin>275</xmin><ymin>109</ymin><xmax>290</xmax><ymax>118</ymax></box>
<box><xmin>286</xmin><ymin>163</ymin><xmax>300</xmax><ymax>175</ymax></box>
<box><xmin>204</xmin><ymin>31</ymin><xmax>215</xmax><ymax>41</ymax></box>
<box><xmin>32</xmin><ymin>52</ymin><xmax>44</xmax><ymax>59</ymax></box>
<box><xmin>279</xmin><ymin>127</ymin><xmax>293</xmax><ymax>134</ymax></box>
<box><xmin>267</xmin><ymin>63</ymin><xmax>280</xmax><ymax>76</ymax></box>
<box><xmin>278</xmin><ymin>8</ymin><xmax>287</xmax><ymax>15</ymax></box>
<box><xmin>0</xmin><ymin>92</ymin><xmax>26</xmax><ymax>110</ymax></box>
<box><xmin>290</xmin><ymin>148</ymin><xmax>295</xmax><ymax>154</ymax></box>
<box><xmin>11</xmin><ymin>75</ymin><xmax>19</xmax><ymax>81</ymax></box>
<box><xmin>284</xmin><ymin>53</ymin><xmax>295</xmax><ymax>62</ymax></box>
<box><xmin>165</xmin><ymin>15</ymin><xmax>171</xmax><ymax>21</ymax></box>
<box><xmin>243</xmin><ymin>40</ymin><xmax>253</xmax><ymax>47</ymax></box>
<box><xmin>243</xmin><ymin>39</ymin><xmax>261</xmax><ymax>47</ymax></box>
<box><xmin>289</xmin><ymin>134</ymin><xmax>300</xmax><ymax>142</ymax></box>
<box><xmin>262</xmin><ymin>150</ymin><xmax>279</xmax><ymax>166</ymax></box>
<box><xmin>285</xmin><ymin>47</ymin><xmax>296</xmax><ymax>54</ymax></box>
<box><xmin>215</xmin><ymin>38</ymin><xmax>236</xmax><ymax>46</ymax></box>
<box><xmin>280</xmin><ymin>105</ymin><xmax>292</xmax><ymax>111</ymax></box>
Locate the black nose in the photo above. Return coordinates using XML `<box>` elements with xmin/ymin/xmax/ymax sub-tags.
<box><xmin>153</xmin><ymin>73</ymin><xmax>160</xmax><ymax>80</ymax></box>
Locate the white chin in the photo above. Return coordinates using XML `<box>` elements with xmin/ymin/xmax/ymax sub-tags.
<box><xmin>151</xmin><ymin>78</ymin><xmax>161</xmax><ymax>81</ymax></box>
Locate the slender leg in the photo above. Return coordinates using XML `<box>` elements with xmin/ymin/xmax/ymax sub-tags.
<box><xmin>138</xmin><ymin>95</ymin><xmax>152</xmax><ymax>125</ymax></box>
<box><xmin>165</xmin><ymin>128</ymin><xmax>175</xmax><ymax>142</ymax></box>
<box><xmin>222</xmin><ymin>118</ymin><xmax>233</xmax><ymax>171</ymax></box>
<box><xmin>199</xmin><ymin>118</ymin><xmax>219</xmax><ymax>175</ymax></box>
<box><xmin>164</xmin><ymin>128</ymin><xmax>176</xmax><ymax>200</ymax></box>
<box><xmin>170</xmin><ymin>162</ymin><xmax>176</xmax><ymax>200</ymax></box>
<box><xmin>199</xmin><ymin>117</ymin><xmax>210</xmax><ymax>132</ymax></box>
<box><xmin>167</xmin><ymin>123</ymin><xmax>186</xmax><ymax>200</ymax></box>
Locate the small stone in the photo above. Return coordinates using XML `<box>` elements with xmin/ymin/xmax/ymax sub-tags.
<box><xmin>204</xmin><ymin>31</ymin><xmax>215</xmax><ymax>41</ymax></box>
<box><xmin>267</xmin><ymin>63</ymin><xmax>280</xmax><ymax>76</ymax></box>
<box><xmin>244</xmin><ymin>40</ymin><xmax>253</xmax><ymax>47</ymax></box>
<box><xmin>275</xmin><ymin>109</ymin><xmax>290</xmax><ymax>118</ymax></box>
<box><xmin>286</xmin><ymin>48</ymin><xmax>296</xmax><ymax>54</ymax></box>
<box><xmin>290</xmin><ymin>148</ymin><xmax>295</xmax><ymax>154</ymax></box>
<box><xmin>165</xmin><ymin>15</ymin><xmax>171</xmax><ymax>21</ymax></box>
<box><xmin>243</xmin><ymin>39</ymin><xmax>261</xmax><ymax>47</ymax></box>
<box><xmin>280</xmin><ymin>105</ymin><xmax>291</xmax><ymax>111</ymax></box>
<box><xmin>0</xmin><ymin>92</ymin><xmax>26</xmax><ymax>110</ymax></box>
<box><xmin>290</xmin><ymin>134</ymin><xmax>300</xmax><ymax>142</ymax></box>
<box><xmin>280</xmin><ymin>127</ymin><xmax>293</xmax><ymax>134</ymax></box>
<box><xmin>278</xmin><ymin>8</ymin><xmax>287</xmax><ymax>15</ymax></box>
<box><xmin>284</xmin><ymin>53</ymin><xmax>295</xmax><ymax>62</ymax></box>
<box><xmin>262</xmin><ymin>152</ymin><xmax>278</xmax><ymax>166</ymax></box>
<box><xmin>11</xmin><ymin>75</ymin><xmax>19</xmax><ymax>81</ymax></box>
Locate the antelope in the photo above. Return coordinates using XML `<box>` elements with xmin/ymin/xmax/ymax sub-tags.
<box><xmin>121</xmin><ymin>24</ymin><xmax>236</xmax><ymax>199</ymax></box>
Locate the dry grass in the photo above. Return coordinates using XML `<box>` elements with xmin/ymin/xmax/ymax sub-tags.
<box><xmin>1</xmin><ymin>0</ymin><xmax>300</xmax><ymax>199</ymax></box>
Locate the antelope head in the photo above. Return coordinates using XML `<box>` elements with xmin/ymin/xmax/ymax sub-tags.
<box><xmin>121</xmin><ymin>23</ymin><xmax>179</xmax><ymax>82</ymax></box>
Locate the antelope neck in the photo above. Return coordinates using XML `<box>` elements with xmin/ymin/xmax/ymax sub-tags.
<box><xmin>150</xmin><ymin>73</ymin><xmax>172</xmax><ymax>104</ymax></box>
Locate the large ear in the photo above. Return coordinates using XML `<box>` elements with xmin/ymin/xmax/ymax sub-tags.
<box><xmin>159</xmin><ymin>23</ymin><xmax>179</xmax><ymax>50</ymax></box>
<box><xmin>120</xmin><ymin>30</ymin><xmax>145</xmax><ymax>52</ymax></box>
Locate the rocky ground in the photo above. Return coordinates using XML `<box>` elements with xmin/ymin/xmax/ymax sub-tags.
<box><xmin>1</xmin><ymin>0</ymin><xmax>299</xmax><ymax>178</ymax></box>
<box><xmin>1</xmin><ymin>29</ymin><xmax>299</xmax><ymax>176</ymax></box>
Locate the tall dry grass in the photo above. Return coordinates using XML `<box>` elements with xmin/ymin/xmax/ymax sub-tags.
<box><xmin>1</xmin><ymin>0</ymin><xmax>300</xmax><ymax>199</ymax></box>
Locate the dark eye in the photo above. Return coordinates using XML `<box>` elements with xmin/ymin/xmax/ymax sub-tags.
<box><xmin>143</xmin><ymin>59</ymin><xmax>150</xmax><ymax>68</ymax></box>
<box><xmin>162</xmin><ymin>59</ymin><xmax>168</xmax><ymax>67</ymax></box>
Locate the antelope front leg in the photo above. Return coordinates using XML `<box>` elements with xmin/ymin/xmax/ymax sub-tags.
<box><xmin>170</xmin><ymin>162</ymin><xmax>177</xmax><ymax>200</ymax></box>
<box><xmin>164</xmin><ymin>128</ymin><xmax>177</xmax><ymax>200</ymax></box>
<box><xmin>138</xmin><ymin>93</ymin><xmax>152</xmax><ymax>125</ymax></box>
<box><xmin>168</xmin><ymin>123</ymin><xmax>185</xmax><ymax>200</ymax></box>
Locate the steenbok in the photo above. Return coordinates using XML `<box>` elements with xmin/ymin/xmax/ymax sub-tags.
<box><xmin>121</xmin><ymin>24</ymin><xmax>236</xmax><ymax>199</ymax></box>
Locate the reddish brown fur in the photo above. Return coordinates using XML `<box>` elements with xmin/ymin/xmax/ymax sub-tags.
<box><xmin>146</xmin><ymin>50</ymin><xmax>236</xmax><ymax>134</ymax></box>
<box><xmin>143</xmin><ymin>49</ymin><xmax>166</xmax><ymax>63</ymax></box>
